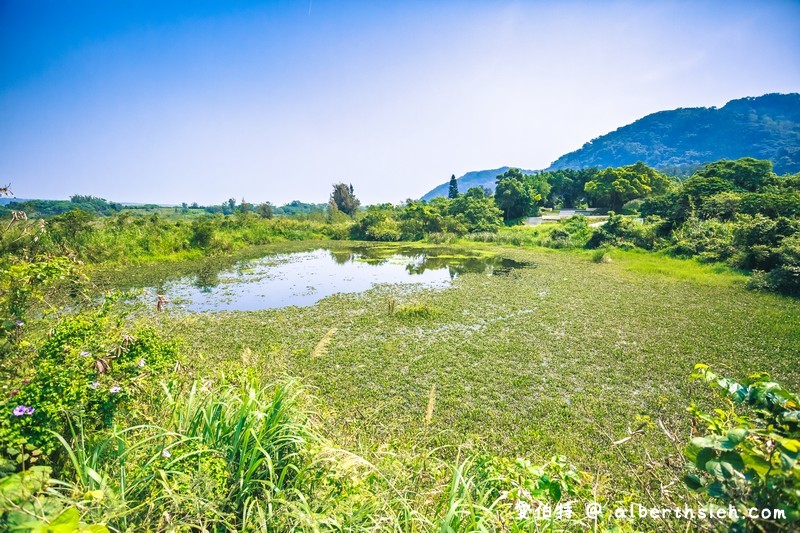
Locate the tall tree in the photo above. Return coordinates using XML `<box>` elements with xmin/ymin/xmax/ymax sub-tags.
<box><xmin>494</xmin><ymin>168</ymin><xmax>542</xmax><ymax>220</ymax></box>
<box><xmin>695</xmin><ymin>157</ymin><xmax>774</xmax><ymax>192</ymax></box>
<box><xmin>329</xmin><ymin>183</ymin><xmax>361</xmax><ymax>216</ymax></box>
<box><xmin>584</xmin><ymin>162</ymin><xmax>672</xmax><ymax>211</ymax></box>
<box><xmin>240</xmin><ymin>197</ymin><xmax>251</xmax><ymax>214</ymax></box>
<box><xmin>448</xmin><ymin>174</ymin><xmax>459</xmax><ymax>199</ymax></box>
<box><xmin>256</xmin><ymin>202</ymin><xmax>274</xmax><ymax>219</ymax></box>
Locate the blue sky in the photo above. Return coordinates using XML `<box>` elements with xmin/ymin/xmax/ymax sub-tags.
<box><xmin>1</xmin><ymin>0</ymin><xmax>799</xmax><ymax>205</ymax></box>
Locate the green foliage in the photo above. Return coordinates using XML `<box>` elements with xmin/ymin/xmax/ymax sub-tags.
<box><xmin>350</xmin><ymin>207</ymin><xmax>402</xmax><ymax>241</ymax></box>
<box><xmin>591</xmin><ymin>248</ymin><xmax>612</xmax><ymax>263</ymax></box>
<box><xmin>256</xmin><ymin>202</ymin><xmax>274</xmax><ymax>219</ymax></box>
<box><xmin>449</xmin><ymin>188</ymin><xmax>503</xmax><ymax>232</ymax></box>
<box><xmin>448</xmin><ymin>174</ymin><xmax>459</xmax><ymax>199</ymax></box>
<box><xmin>620</xmin><ymin>198</ymin><xmax>644</xmax><ymax>215</ymax></box>
<box><xmin>584</xmin><ymin>162</ymin><xmax>672</xmax><ymax>211</ymax></box>
<box><xmin>0</xmin><ymin>465</ymin><xmax>109</xmax><ymax>532</ymax></box>
<box><xmin>0</xmin><ymin>257</ymin><xmax>84</xmax><ymax>344</ymax></box>
<box><xmin>400</xmin><ymin>199</ymin><xmax>466</xmax><ymax>239</ymax></box>
<box><xmin>685</xmin><ymin>365</ymin><xmax>800</xmax><ymax>530</ymax></box>
<box><xmin>392</xmin><ymin>302</ymin><xmax>439</xmax><ymax>320</ymax></box>
<box><xmin>494</xmin><ymin>168</ymin><xmax>550</xmax><ymax>220</ymax></box>
<box><xmin>329</xmin><ymin>183</ymin><xmax>361</xmax><ymax>217</ymax></box>
<box><xmin>49</xmin><ymin>210</ymin><xmax>96</xmax><ymax>242</ymax></box>
<box><xmin>747</xmin><ymin>233</ymin><xmax>800</xmax><ymax>296</ymax></box>
<box><xmin>189</xmin><ymin>217</ymin><xmax>215</xmax><ymax>248</ymax></box>
<box><xmin>0</xmin><ymin>306</ymin><xmax>179</xmax><ymax>458</ymax></box>
<box><xmin>611</xmin><ymin>157</ymin><xmax>800</xmax><ymax>296</ymax></box>
<box><xmin>667</xmin><ymin>217</ymin><xmax>735</xmax><ymax>262</ymax></box>
<box><xmin>542</xmin><ymin>168</ymin><xmax>599</xmax><ymax>208</ymax></box>
<box><xmin>271</xmin><ymin>200</ymin><xmax>327</xmax><ymax>216</ymax></box>
<box><xmin>586</xmin><ymin>212</ymin><xmax>663</xmax><ymax>250</ymax></box>
<box><xmin>695</xmin><ymin>158</ymin><xmax>775</xmax><ymax>192</ymax></box>
<box><xmin>0</xmin><ymin>196</ymin><xmax>121</xmax><ymax>218</ymax></box>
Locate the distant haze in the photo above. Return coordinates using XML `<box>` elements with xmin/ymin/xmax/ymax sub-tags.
<box><xmin>1</xmin><ymin>0</ymin><xmax>799</xmax><ymax>205</ymax></box>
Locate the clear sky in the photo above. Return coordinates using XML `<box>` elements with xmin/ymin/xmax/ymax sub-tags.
<box><xmin>1</xmin><ymin>0</ymin><xmax>799</xmax><ymax>205</ymax></box>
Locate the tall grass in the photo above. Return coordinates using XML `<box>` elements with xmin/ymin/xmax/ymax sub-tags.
<box><xmin>37</xmin><ymin>379</ymin><xmax>606</xmax><ymax>531</ymax></box>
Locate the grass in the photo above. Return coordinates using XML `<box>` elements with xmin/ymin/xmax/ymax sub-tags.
<box><xmin>152</xmin><ymin>241</ymin><xmax>800</xmax><ymax>496</ymax></box>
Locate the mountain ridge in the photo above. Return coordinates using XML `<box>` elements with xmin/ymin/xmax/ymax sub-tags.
<box><xmin>420</xmin><ymin>93</ymin><xmax>800</xmax><ymax>200</ymax></box>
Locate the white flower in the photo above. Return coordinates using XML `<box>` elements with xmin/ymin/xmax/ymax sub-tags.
<box><xmin>137</xmin><ymin>359</ymin><xmax>146</xmax><ymax>367</ymax></box>
<box><xmin>162</xmin><ymin>449</ymin><xmax>171</xmax><ymax>458</ymax></box>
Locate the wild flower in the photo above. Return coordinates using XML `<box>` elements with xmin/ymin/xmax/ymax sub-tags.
<box><xmin>9</xmin><ymin>389</ymin><xmax>19</xmax><ymax>397</ymax></box>
<box><xmin>13</xmin><ymin>405</ymin><xmax>34</xmax><ymax>416</ymax></box>
<box><xmin>90</xmin><ymin>381</ymin><xmax>100</xmax><ymax>389</ymax></box>
<box><xmin>110</xmin><ymin>386</ymin><xmax>121</xmax><ymax>394</ymax></box>
<box><xmin>80</xmin><ymin>351</ymin><xmax>91</xmax><ymax>357</ymax></box>
<box><xmin>138</xmin><ymin>359</ymin><xmax>146</xmax><ymax>367</ymax></box>
<box><xmin>14</xmin><ymin>320</ymin><xmax>24</xmax><ymax>327</ymax></box>
<box><xmin>21</xmin><ymin>378</ymin><xmax>30</xmax><ymax>384</ymax></box>
<box><xmin>162</xmin><ymin>449</ymin><xmax>171</xmax><ymax>458</ymax></box>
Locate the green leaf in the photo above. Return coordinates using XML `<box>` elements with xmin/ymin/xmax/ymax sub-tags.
<box><xmin>48</xmin><ymin>507</ymin><xmax>80</xmax><ymax>532</ymax></box>
<box><xmin>696</xmin><ymin>447</ymin><xmax>716</xmax><ymax>470</ymax></box>
<box><xmin>704</xmin><ymin>459</ymin><xmax>725</xmax><ymax>480</ymax></box>
<box><xmin>726</xmin><ymin>428</ymin><xmax>747</xmax><ymax>445</ymax></box>
<box><xmin>684</xmin><ymin>473</ymin><xmax>704</xmax><ymax>491</ymax></box>
<box><xmin>741</xmin><ymin>453</ymin><xmax>771</xmax><ymax>478</ymax></box>
<box><xmin>720</xmin><ymin>451</ymin><xmax>744</xmax><ymax>473</ymax></box>
<box><xmin>777</xmin><ymin>438</ymin><xmax>800</xmax><ymax>454</ymax></box>
<box><xmin>706</xmin><ymin>481</ymin><xmax>728</xmax><ymax>499</ymax></box>
<box><xmin>80</xmin><ymin>525</ymin><xmax>110</xmax><ymax>533</ymax></box>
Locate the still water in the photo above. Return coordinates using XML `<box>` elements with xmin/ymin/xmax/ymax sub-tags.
<box><xmin>135</xmin><ymin>246</ymin><xmax>528</xmax><ymax>312</ymax></box>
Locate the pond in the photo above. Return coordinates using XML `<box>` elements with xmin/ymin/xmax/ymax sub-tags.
<box><xmin>121</xmin><ymin>246</ymin><xmax>530</xmax><ymax>312</ymax></box>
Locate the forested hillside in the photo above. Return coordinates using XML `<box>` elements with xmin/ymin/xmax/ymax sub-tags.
<box><xmin>548</xmin><ymin>93</ymin><xmax>800</xmax><ymax>174</ymax></box>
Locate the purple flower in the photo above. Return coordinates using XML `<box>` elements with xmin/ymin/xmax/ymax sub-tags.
<box><xmin>137</xmin><ymin>359</ymin><xmax>146</xmax><ymax>367</ymax></box>
<box><xmin>13</xmin><ymin>405</ymin><xmax>33</xmax><ymax>416</ymax></box>
<box><xmin>90</xmin><ymin>381</ymin><xmax>100</xmax><ymax>389</ymax></box>
<box><xmin>109</xmin><ymin>386</ymin><xmax>121</xmax><ymax>394</ymax></box>
<box><xmin>162</xmin><ymin>449</ymin><xmax>171</xmax><ymax>458</ymax></box>
<box><xmin>14</xmin><ymin>320</ymin><xmax>24</xmax><ymax>328</ymax></box>
<box><xmin>80</xmin><ymin>351</ymin><xmax>91</xmax><ymax>357</ymax></box>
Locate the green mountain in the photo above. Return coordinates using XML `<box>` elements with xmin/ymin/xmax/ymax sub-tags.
<box><xmin>547</xmin><ymin>93</ymin><xmax>800</xmax><ymax>174</ymax></box>
<box><xmin>420</xmin><ymin>93</ymin><xmax>800</xmax><ymax>200</ymax></box>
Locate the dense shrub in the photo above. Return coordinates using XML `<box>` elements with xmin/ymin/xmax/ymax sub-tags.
<box><xmin>586</xmin><ymin>212</ymin><xmax>661</xmax><ymax>250</ymax></box>
<box><xmin>350</xmin><ymin>209</ymin><xmax>402</xmax><ymax>241</ymax></box>
<box><xmin>610</xmin><ymin>158</ymin><xmax>800</xmax><ymax>296</ymax></box>
<box><xmin>0</xmin><ymin>307</ymin><xmax>179</xmax><ymax>459</ymax></box>
<box><xmin>620</xmin><ymin>198</ymin><xmax>644</xmax><ymax>215</ymax></box>
<box><xmin>685</xmin><ymin>365</ymin><xmax>800</xmax><ymax>530</ymax></box>
<box><xmin>667</xmin><ymin>217</ymin><xmax>735</xmax><ymax>262</ymax></box>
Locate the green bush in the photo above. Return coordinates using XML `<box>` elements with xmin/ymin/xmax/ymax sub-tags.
<box><xmin>586</xmin><ymin>212</ymin><xmax>658</xmax><ymax>250</ymax></box>
<box><xmin>685</xmin><ymin>365</ymin><xmax>800</xmax><ymax>530</ymax></box>
<box><xmin>350</xmin><ymin>210</ymin><xmax>402</xmax><ymax>241</ymax></box>
<box><xmin>746</xmin><ymin>233</ymin><xmax>800</xmax><ymax>296</ymax></box>
<box><xmin>667</xmin><ymin>217</ymin><xmax>735</xmax><ymax>262</ymax></box>
<box><xmin>621</xmin><ymin>199</ymin><xmax>644</xmax><ymax>215</ymax></box>
<box><xmin>0</xmin><ymin>308</ymin><xmax>179</xmax><ymax>459</ymax></box>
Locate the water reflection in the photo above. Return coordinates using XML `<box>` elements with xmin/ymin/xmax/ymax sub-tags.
<box><xmin>126</xmin><ymin>246</ymin><xmax>531</xmax><ymax>312</ymax></box>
